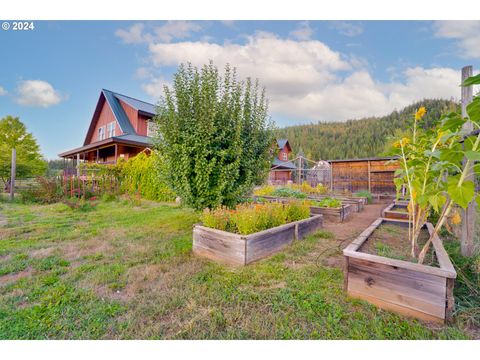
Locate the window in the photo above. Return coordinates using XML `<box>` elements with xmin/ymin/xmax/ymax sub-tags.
<box><xmin>98</xmin><ymin>126</ymin><xmax>105</xmax><ymax>141</ymax></box>
<box><xmin>107</xmin><ymin>122</ymin><xmax>115</xmax><ymax>138</ymax></box>
<box><xmin>147</xmin><ymin>120</ymin><xmax>158</xmax><ymax>137</ymax></box>
<box><xmin>281</xmin><ymin>152</ymin><xmax>288</xmax><ymax>161</ymax></box>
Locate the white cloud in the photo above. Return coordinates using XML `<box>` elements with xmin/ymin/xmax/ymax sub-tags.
<box><xmin>15</xmin><ymin>80</ymin><xmax>62</xmax><ymax>108</ymax></box>
<box><xmin>289</xmin><ymin>21</ymin><xmax>313</xmax><ymax>40</ymax></box>
<box><xmin>330</xmin><ymin>21</ymin><xmax>363</xmax><ymax>37</ymax></box>
<box><xmin>0</xmin><ymin>86</ymin><xmax>7</xmax><ymax>96</ymax></box>
<box><xmin>142</xmin><ymin>76</ymin><xmax>172</xmax><ymax>99</ymax></box>
<box><xmin>115</xmin><ymin>21</ymin><xmax>202</xmax><ymax>44</ymax></box>
<box><xmin>148</xmin><ymin>32</ymin><xmax>350</xmax><ymax>99</ymax></box>
<box><xmin>132</xmin><ymin>31</ymin><xmax>463</xmax><ymax>124</ymax></box>
<box><xmin>115</xmin><ymin>23</ymin><xmax>146</xmax><ymax>44</ymax></box>
<box><xmin>433</xmin><ymin>20</ymin><xmax>480</xmax><ymax>58</ymax></box>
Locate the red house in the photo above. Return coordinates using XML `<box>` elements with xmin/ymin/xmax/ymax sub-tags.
<box><xmin>59</xmin><ymin>89</ymin><xmax>156</xmax><ymax>164</ymax></box>
<box><xmin>269</xmin><ymin>139</ymin><xmax>296</xmax><ymax>184</ymax></box>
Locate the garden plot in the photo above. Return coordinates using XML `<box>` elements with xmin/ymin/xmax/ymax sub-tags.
<box><xmin>343</xmin><ymin>218</ymin><xmax>456</xmax><ymax>323</ymax></box>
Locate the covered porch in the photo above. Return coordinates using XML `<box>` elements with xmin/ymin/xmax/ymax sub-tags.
<box><xmin>58</xmin><ymin>136</ymin><xmax>151</xmax><ymax>173</ymax></box>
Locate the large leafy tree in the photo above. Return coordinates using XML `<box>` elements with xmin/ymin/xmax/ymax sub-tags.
<box><xmin>154</xmin><ymin>62</ymin><xmax>275</xmax><ymax>210</ymax></box>
<box><xmin>0</xmin><ymin>116</ymin><xmax>46</xmax><ymax>185</ymax></box>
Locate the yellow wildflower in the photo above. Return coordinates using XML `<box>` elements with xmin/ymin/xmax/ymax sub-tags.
<box><xmin>415</xmin><ymin>106</ymin><xmax>426</xmax><ymax>120</ymax></box>
<box><xmin>401</xmin><ymin>137</ymin><xmax>410</xmax><ymax>145</ymax></box>
<box><xmin>451</xmin><ymin>211</ymin><xmax>461</xmax><ymax>225</ymax></box>
<box><xmin>393</xmin><ymin>140</ymin><xmax>402</xmax><ymax>149</ymax></box>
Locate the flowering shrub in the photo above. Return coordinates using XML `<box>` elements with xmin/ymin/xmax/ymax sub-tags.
<box><xmin>253</xmin><ymin>185</ymin><xmax>276</xmax><ymax>197</ymax></box>
<box><xmin>201</xmin><ymin>201</ymin><xmax>310</xmax><ymax>235</ymax></box>
<box><xmin>291</xmin><ymin>182</ymin><xmax>329</xmax><ymax>195</ymax></box>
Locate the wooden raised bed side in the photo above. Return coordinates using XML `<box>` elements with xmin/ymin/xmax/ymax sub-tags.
<box><xmin>381</xmin><ymin>202</ymin><xmax>409</xmax><ymax>221</ymax></box>
<box><xmin>193</xmin><ymin>215</ymin><xmax>324</xmax><ymax>266</ymax></box>
<box><xmin>343</xmin><ymin>218</ymin><xmax>456</xmax><ymax>323</ymax></box>
<box><xmin>256</xmin><ymin>196</ymin><xmax>354</xmax><ymax>222</ymax></box>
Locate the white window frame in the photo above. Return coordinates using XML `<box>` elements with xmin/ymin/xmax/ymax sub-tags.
<box><xmin>107</xmin><ymin>122</ymin><xmax>115</xmax><ymax>138</ymax></box>
<box><xmin>98</xmin><ymin>126</ymin><xmax>105</xmax><ymax>141</ymax></box>
<box><xmin>282</xmin><ymin>152</ymin><xmax>288</xmax><ymax>161</ymax></box>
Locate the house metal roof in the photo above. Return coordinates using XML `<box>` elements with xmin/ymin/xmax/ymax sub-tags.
<box><xmin>272</xmin><ymin>157</ymin><xmax>297</xmax><ymax>170</ymax></box>
<box><xmin>59</xmin><ymin>134</ymin><xmax>152</xmax><ymax>158</ymax></box>
<box><xmin>277</xmin><ymin>139</ymin><xmax>289</xmax><ymax>150</ymax></box>
<box><xmin>111</xmin><ymin>91</ymin><xmax>156</xmax><ymax>116</ymax></box>
<box><xmin>102</xmin><ymin>89</ymin><xmax>137</xmax><ymax>135</ymax></box>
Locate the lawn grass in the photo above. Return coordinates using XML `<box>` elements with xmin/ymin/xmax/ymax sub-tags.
<box><xmin>0</xmin><ymin>198</ymin><xmax>475</xmax><ymax>339</ymax></box>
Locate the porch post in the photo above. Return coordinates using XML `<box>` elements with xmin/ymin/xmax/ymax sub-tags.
<box><xmin>76</xmin><ymin>154</ymin><xmax>80</xmax><ymax>177</ymax></box>
<box><xmin>96</xmin><ymin>149</ymin><xmax>99</xmax><ymax>163</ymax></box>
<box><xmin>114</xmin><ymin>143</ymin><xmax>118</xmax><ymax>164</ymax></box>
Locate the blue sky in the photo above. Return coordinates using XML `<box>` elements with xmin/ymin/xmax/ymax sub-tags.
<box><xmin>0</xmin><ymin>20</ymin><xmax>479</xmax><ymax>159</ymax></box>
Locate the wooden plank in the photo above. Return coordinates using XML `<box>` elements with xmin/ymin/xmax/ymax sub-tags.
<box><xmin>426</xmin><ymin>222</ymin><xmax>456</xmax><ymax>276</ymax></box>
<box><xmin>445</xmin><ymin>278</ymin><xmax>455</xmax><ymax>323</ymax></box>
<box><xmin>345</xmin><ymin>250</ymin><xmax>456</xmax><ymax>278</ymax></box>
<box><xmin>246</xmin><ymin>226</ymin><xmax>295</xmax><ymax>263</ymax></box>
<box><xmin>348</xmin><ymin>272</ymin><xmax>446</xmax><ymax>319</ymax></box>
<box><xmin>347</xmin><ymin>289</ymin><xmax>444</xmax><ymax>323</ymax></box>
<box><xmin>193</xmin><ymin>226</ymin><xmax>246</xmax><ymax>265</ymax></box>
<box><xmin>348</xmin><ymin>257</ymin><xmax>446</xmax><ymax>288</ymax></box>
<box><xmin>297</xmin><ymin>215</ymin><xmax>323</xmax><ymax>239</ymax></box>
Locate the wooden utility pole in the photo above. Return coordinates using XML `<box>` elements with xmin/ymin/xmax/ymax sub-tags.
<box><xmin>9</xmin><ymin>148</ymin><xmax>16</xmax><ymax>201</ymax></box>
<box><xmin>460</xmin><ymin>65</ymin><xmax>475</xmax><ymax>257</ymax></box>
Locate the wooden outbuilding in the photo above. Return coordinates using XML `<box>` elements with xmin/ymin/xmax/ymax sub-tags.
<box><xmin>328</xmin><ymin>156</ymin><xmax>400</xmax><ymax>195</ymax></box>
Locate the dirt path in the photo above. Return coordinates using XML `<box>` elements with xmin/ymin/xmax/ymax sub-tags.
<box><xmin>323</xmin><ymin>200</ymin><xmax>390</xmax><ymax>244</ymax></box>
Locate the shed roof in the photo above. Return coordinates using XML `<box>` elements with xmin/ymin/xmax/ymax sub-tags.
<box><xmin>327</xmin><ymin>156</ymin><xmax>399</xmax><ymax>163</ymax></box>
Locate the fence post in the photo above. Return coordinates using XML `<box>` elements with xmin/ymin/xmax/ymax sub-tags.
<box><xmin>9</xmin><ymin>148</ymin><xmax>16</xmax><ymax>201</ymax></box>
<box><xmin>460</xmin><ymin>65</ymin><xmax>475</xmax><ymax>257</ymax></box>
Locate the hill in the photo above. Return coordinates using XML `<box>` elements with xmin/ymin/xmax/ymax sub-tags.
<box><xmin>276</xmin><ymin>99</ymin><xmax>457</xmax><ymax>160</ymax></box>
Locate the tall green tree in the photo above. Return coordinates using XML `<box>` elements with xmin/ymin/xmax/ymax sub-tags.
<box><xmin>0</xmin><ymin>116</ymin><xmax>46</xmax><ymax>185</ymax></box>
<box><xmin>154</xmin><ymin>62</ymin><xmax>275</xmax><ymax>210</ymax></box>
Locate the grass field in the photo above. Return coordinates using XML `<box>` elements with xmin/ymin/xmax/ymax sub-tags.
<box><xmin>0</xmin><ymin>198</ymin><xmax>477</xmax><ymax>339</ymax></box>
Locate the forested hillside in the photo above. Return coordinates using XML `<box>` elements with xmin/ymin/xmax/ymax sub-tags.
<box><xmin>277</xmin><ymin>99</ymin><xmax>457</xmax><ymax>160</ymax></box>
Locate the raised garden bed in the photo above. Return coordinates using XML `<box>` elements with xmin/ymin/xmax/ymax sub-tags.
<box><xmin>193</xmin><ymin>214</ymin><xmax>324</xmax><ymax>265</ymax></box>
<box><xmin>343</xmin><ymin>218</ymin><xmax>456</xmax><ymax>323</ymax></box>
<box><xmin>255</xmin><ymin>196</ymin><xmax>354</xmax><ymax>222</ymax></box>
<box><xmin>381</xmin><ymin>202</ymin><xmax>409</xmax><ymax>221</ymax></box>
<box><xmin>309</xmin><ymin>194</ymin><xmax>365</xmax><ymax>212</ymax></box>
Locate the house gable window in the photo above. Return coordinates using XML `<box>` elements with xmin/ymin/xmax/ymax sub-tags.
<box><xmin>107</xmin><ymin>122</ymin><xmax>116</xmax><ymax>138</ymax></box>
<box><xmin>98</xmin><ymin>126</ymin><xmax>105</xmax><ymax>141</ymax></box>
<box><xmin>281</xmin><ymin>152</ymin><xmax>288</xmax><ymax>161</ymax></box>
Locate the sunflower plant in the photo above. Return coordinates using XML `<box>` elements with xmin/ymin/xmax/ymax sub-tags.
<box><xmin>392</xmin><ymin>74</ymin><xmax>480</xmax><ymax>263</ymax></box>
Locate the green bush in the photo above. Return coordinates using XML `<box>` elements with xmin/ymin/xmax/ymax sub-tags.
<box><xmin>310</xmin><ymin>197</ymin><xmax>342</xmax><ymax>208</ymax></box>
<box><xmin>117</xmin><ymin>152</ymin><xmax>176</xmax><ymax>202</ymax></box>
<box><xmin>19</xmin><ymin>177</ymin><xmax>63</xmax><ymax>204</ymax></box>
<box><xmin>155</xmin><ymin>62</ymin><xmax>274</xmax><ymax>210</ymax></box>
<box><xmin>355</xmin><ymin>190</ymin><xmax>373</xmax><ymax>204</ymax></box>
<box><xmin>271</xmin><ymin>187</ymin><xmax>308</xmax><ymax>199</ymax></box>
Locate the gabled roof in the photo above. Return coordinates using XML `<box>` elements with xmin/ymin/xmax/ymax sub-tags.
<box><xmin>83</xmin><ymin>89</ymin><xmax>155</xmax><ymax>145</ymax></box>
<box><xmin>272</xmin><ymin>157</ymin><xmax>296</xmax><ymax>170</ymax></box>
<box><xmin>276</xmin><ymin>139</ymin><xmax>292</xmax><ymax>152</ymax></box>
<box><xmin>112</xmin><ymin>91</ymin><xmax>156</xmax><ymax>116</ymax></box>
